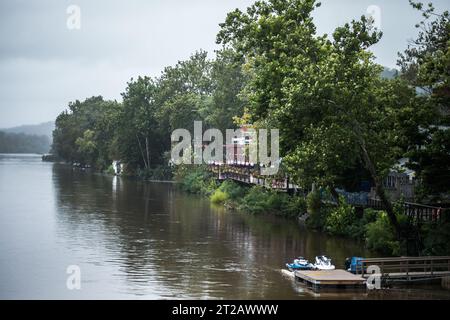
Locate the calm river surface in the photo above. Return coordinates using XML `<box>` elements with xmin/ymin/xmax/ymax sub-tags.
<box><xmin>1</xmin><ymin>154</ymin><xmax>449</xmax><ymax>299</ymax></box>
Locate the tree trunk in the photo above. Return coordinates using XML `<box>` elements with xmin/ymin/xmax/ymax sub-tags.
<box><xmin>136</xmin><ymin>134</ymin><xmax>148</xmax><ymax>169</ymax></box>
<box><xmin>329</xmin><ymin>186</ymin><xmax>341</xmax><ymax>205</ymax></box>
<box><xmin>358</xmin><ymin>137</ymin><xmax>402</xmax><ymax>239</ymax></box>
<box><xmin>145</xmin><ymin>137</ymin><xmax>151</xmax><ymax>169</ymax></box>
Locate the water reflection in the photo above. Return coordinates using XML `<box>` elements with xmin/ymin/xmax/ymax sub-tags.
<box><xmin>51</xmin><ymin>163</ymin><xmax>373</xmax><ymax>299</ymax></box>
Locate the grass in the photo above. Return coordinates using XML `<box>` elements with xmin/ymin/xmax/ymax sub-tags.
<box><xmin>210</xmin><ymin>189</ymin><xmax>229</xmax><ymax>204</ymax></box>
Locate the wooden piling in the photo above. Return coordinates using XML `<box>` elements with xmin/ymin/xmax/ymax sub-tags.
<box><xmin>442</xmin><ymin>276</ymin><xmax>450</xmax><ymax>290</ymax></box>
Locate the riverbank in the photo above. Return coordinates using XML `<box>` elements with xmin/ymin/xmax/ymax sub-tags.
<box><xmin>57</xmin><ymin>160</ymin><xmax>450</xmax><ymax>258</ymax></box>
<box><xmin>176</xmin><ymin>165</ymin><xmax>450</xmax><ymax>257</ymax></box>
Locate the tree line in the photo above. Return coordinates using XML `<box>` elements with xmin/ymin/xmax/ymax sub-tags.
<box><xmin>0</xmin><ymin>131</ymin><xmax>50</xmax><ymax>154</ymax></box>
<box><xmin>53</xmin><ymin>0</ymin><xmax>449</xmax><ymax>237</ymax></box>
<box><xmin>52</xmin><ymin>50</ymin><xmax>246</xmax><ymax>172</ymax></box>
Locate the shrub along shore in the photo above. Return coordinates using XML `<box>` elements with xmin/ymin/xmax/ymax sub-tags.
<box><xmin>174</xmin><ymin>165</ymin><xmax>450</xmax><ymax>257</ymax></box>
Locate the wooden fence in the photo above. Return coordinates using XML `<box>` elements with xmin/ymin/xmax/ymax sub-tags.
<box><xmin>208</xmin><ymin>164</ymin><xmax>447</xmax><ymax>223</ymax></box>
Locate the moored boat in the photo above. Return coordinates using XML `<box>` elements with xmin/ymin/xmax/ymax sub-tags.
<box><xmin>345</xmin><ymin>256</ymin><xmax>365</xmax><ymax>273</ymax></box>
<box><xmin>313</xmin><ymin>255</ymin><xmax>335</xmax><ymax>270</ymax></box>
<box><xmin>286</xmin><ymin>257</ymin><xmax>314</xmax><ymax>272</ymax></box>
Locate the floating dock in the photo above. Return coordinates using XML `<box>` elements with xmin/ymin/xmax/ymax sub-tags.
<box><xmin>295</xmin><ymin>269</ymin><xmax>366</xmax><ymax>290</ymax></box>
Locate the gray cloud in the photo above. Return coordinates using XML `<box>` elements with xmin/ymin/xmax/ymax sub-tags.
<box><xmin>0</xmin><ymin>0</ymin><xmax>448</xmax><ymax>128</ymax></box>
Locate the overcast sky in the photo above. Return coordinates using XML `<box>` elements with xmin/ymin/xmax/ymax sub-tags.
<box><xmin>0</xmin><ymin>0</ymin><xmax>448</xmax><ymax>128</ymax></box>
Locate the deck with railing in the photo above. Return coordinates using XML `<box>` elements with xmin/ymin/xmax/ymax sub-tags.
<box><xmin>355</xmin><ymin>256</ymin><xmax>450</xmax><ymax>283</ymax></box>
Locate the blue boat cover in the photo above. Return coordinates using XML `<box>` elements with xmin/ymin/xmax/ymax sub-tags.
<box><xmin>350</xmin><ymin>257</ymin><xmax>364</xmax><ymax>272</ymax></box>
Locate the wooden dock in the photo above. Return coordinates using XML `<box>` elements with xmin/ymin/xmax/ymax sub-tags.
<box><xmin>289</xmin><ymin>256</ymin><xmax>450</xmax><ymax>292</ymax></box>
<box><xmin>294</xmin><ymin>269</ymin><xmax>366</xmax><ymax>290</ymax></box>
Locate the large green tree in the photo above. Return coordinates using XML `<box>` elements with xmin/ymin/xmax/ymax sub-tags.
<box><xmin>207</xmin><ymin>49</ymin><xmax>247</xmax><ymax>131</ymax></box>
<box><xmin>114</xmin><ymin>50</ymin><xmax>247</xmax><ymax>173</ymax></box>
<box><xmin>398</xmin><ymin>1</ymin><xmax>450</xmax><ymax>200</ymax></box>
<box><xmin>117</xmin><ymin>76</ymin><xmax>165</xmax><ymax>170</ymax></box>
<box><xmin>217</xmin><ymin>0</ymin><xmax>423</xmax><ymax>237</ymax></box>
<box><xmin>53</xmin><ymin>96</ymin><xmax>121</xmax><ymax>168</ymax></box>
<box><xmin>154</xmin><ymin>50</ymin><xmax>214</xmax><ymax>141</ymax></box>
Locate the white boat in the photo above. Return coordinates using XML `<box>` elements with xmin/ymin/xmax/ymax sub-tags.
<box><xmin>313</xmin><ymin>255</ymin><xmax>335</xmax><ymax>270</ymax></box>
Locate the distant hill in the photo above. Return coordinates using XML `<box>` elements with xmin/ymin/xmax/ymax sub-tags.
<box><xmin>381</xmin><ymin>67</ymin><xmax>399</xmax><ymax>79</ymax></box>
<box><xmin>0</xmin><ymin>131</ymin><xmax>51</xmax><ymax>154</ymax></box>
<box><xmin>1</xmin><ymin>121</ymin><xmax>55</xmax><ymax>140</ymax></box>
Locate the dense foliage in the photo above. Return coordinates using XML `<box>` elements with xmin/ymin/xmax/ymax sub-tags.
<box><xmin>397</xmin><ymin>1</ymin><xmax>450</xmax><ymax>200</ymax></box>
<box><xmin>0</xmin><ymin>131</ymin><xmax>50</xmax><ymax>154</ymax></box>
<box><xmin>52</xmin><ymin>49</ymin><xmax>246</xmax><ymax>176</ymax></box>
<box><xmin>176</xmin><ymin>165</ymin><xmax>306</xmax><ymax>217</ymax></box>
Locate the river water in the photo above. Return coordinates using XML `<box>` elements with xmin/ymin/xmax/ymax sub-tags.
<box><xmin>0</xmin><ymin>154</ymin><xmax>449</xmax><ymax>299</ymax></box>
